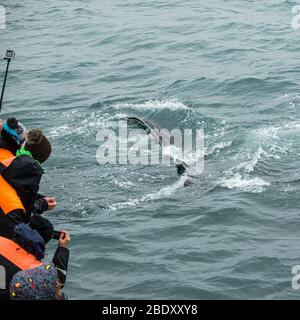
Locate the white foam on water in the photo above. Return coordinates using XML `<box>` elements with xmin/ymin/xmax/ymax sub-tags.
<box><xmin>48</xmin><ymin>125</ymin><xmax>71</xmax><ymax>138</ymax></box>
<box><xmin>219</xmin><ymin>173</ymin><xmax>270</xmax><ymax>193</ymax></box>
<box><xmin>275</xmin><ymin>94</ymin><xmax>290</xmax><ymax>101</ymax></box>
<box><xmin>48</xmin><ymin>111</ymin><xmax>125</xmax><ymax>138</ymax></box>
<box><xmin>224</xmin><ymin>118</ymin><xmax>300</xmax><ymax>187</ymax></box>
<box><xmin>236</xmin><ymin>147</ymin><xmax>266</xmax><ymax>174</ymax></box>
<box><xmin>48</xmin><ymin>122</ymin><xmax>91</xmax><ymax>137</ymax></box>
<box><xmin>110</xmin><ymin>113</ymin><xmax>131</xmax><ymax>121</ymax></box>
<box><xmin>162</xmin><ymin>144</ymin><xmax>184</xmax><ymax>162</ymax></box>
<box><xmin>250</xmin><ymin>119</ymin><xmax>300</xmax><ymax>160</ymax></box>
<box><xmin>112</xmin><ymin>98</ymin><xmax>190</xmax><ymax>111</ymax></box>
<box><xmin>254</xmin><ymin>119</ymin><xmax>300</xmax><ymax>142</ymax></box>
<box><xmin>220</xmin><ymin>146</ymin><xmax>271</xmax><ymax>193</ymax></box>
<box><xmin>215</xmin><ymin>120</ymin><xmax>298</xmax><ymax>193</ymax></box>
<box><xmin>107</xmin><ymin>175</ymin><xmax>187</xmax><ymax>211</ymax></box>
<box><xmin>255</xmin><ymin>126</ymin><xmax>280</xmax><ymax>140</ymax></box>
<box><xmin>224</xmin><ymin>146</ymin><xmax>266</xmax><ymax>177</ymax></box>
<box><xmin>205</xmin><ymin>141</ymin><xmax>233</xmax><ymax>156</ymax></box>
<box><xmin>111</xmin><ymin>179</ymin><xmax>136</xmax><ymax>189</ymax></box>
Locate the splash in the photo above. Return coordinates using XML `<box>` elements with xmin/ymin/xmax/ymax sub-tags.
<box><xmin>219</xmin><ymin>173</ymin><xmax>270</xmax><ymax>193</ymax></box>
<box><xmin>205</xmin><ymin>141</ymin><xmax>233</xmax><ymax>156</ymax></box>
<box><xmin>112</xmin><ymin>98</ymin><xmax>190</xmax><ymax>111</ymax></box>
<box><xmin>48</xmin><ymin>111</ymin><xmax>120</xmax><ymax>138</ymax></box>
<box><xmin>236</xmin><ymin>147</ymin><xmax>266</xmax><ymax>174</ymax></box>
<box><xmin>107</xmin><ymin>175</ymin><xmax>187</xmax><ymax>211</ymax></box>
<box><xmin>254</xmin><ymin>119</ymin><xmax>300</xmax><ymax>141</ymax></box>
<box><xmin>219</xmin><ymin>146</ymin><xmax>270</xmax><ymax>193</ymax></box>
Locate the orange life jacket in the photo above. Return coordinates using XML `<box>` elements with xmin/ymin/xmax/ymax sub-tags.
<box><xmin>0</xmin><ymin>236</ymin><xmax>43</xmax><ymax>270</ymax></box>
<box><xmin>0</xmin><ymin>156</ymin><xmax>25</xmax><ymax>215</ymax></box>
<box><xmin>0</xmin><ymin>147</ymin><xmax>14</xmax><ymax>162</ymax></box>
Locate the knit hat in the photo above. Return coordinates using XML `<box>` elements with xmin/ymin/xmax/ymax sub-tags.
<box><xmin>10</xmin><ymin>263</ymin><xmax>57</xmax><ymax>300</ymax></box>
<box><xmin>24</xmin><ymin>128</ymin><xmax>52</xmax><ymax>164</ymax></box>
<box><xmin>1</xmin><ymin>117</ymin><xmax>26</xmax><ymax>145</ymax></box>
<box><xmin>29</xmin><ymin>215</ymin><xmax>54</xmax><ymax>244</ymax></box>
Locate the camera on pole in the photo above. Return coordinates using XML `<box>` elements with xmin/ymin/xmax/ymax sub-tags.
<box><xmin>0</xmin><ymin>49</ymin><xmax>15</xmax><ymax>113</ymax></box>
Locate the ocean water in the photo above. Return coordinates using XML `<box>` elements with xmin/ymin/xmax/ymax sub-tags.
<box><xmin>1</xmin><ymin>0</ymin><xmax>300</xmax><ymax>299</ymax></box>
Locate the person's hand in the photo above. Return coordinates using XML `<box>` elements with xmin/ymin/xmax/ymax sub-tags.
<box><xmin>58</xmin><ymin>231</ymin><xmax>70</xmax><ymax>248</ymax></box>
<box><xmin>44</xmin><ymin>197</ymin><xmax>57</xmax><ymax>210</ymax></box>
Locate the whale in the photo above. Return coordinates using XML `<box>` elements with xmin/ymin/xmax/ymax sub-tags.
<box><xmin>125</xmin><ymin>116</ymin><xmax>203</xmax><ymax>186</ymax></box>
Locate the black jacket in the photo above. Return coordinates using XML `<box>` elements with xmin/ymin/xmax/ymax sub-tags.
<box><xmin>0</xmin><ymin>137</ymin><xmax>20</xmax><ymax>155</ymax></box>
<box><xmin>0</xmin><ymin>155</ymin><xmax>46</xmax><ymax>240</ymax></box>
<box><xmin>0</xmin><ymin>155</ymin><xmax>43</xmax><ymax>215</ymax></box>
<box><xmin>0</xmin><ymin>142</ymin><xmax>48</xmax><ymax>215</ymax></box>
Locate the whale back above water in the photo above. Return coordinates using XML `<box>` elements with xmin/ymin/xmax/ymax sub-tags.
<box><xmin>125</xmin><ymin>116</ymin><xmax>202</xmax><ymax>186</ymax></box>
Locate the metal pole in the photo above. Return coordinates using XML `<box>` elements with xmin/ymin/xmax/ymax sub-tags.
<box><xmin>0</xmin><ymin>57</ymin><xmax>11</xmax><ymax>113</ymax></box>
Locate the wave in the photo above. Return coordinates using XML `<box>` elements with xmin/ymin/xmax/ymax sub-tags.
<box><xmin>218</xmin><ymin>148</ymin><xmax>270</xmax><ymax>193</ymax></box>
<box><xmin>217</xmin><ymin>117</ymin><xmax>300</xmax><ymax>193</ymax></box>
<box><xmin>222</xmin><ymin>77</ymin><xmax>298</xmax><ymax>95</ymax></box>
<box><xmin>107</xmin><ymin>176</ymin><xmax>187</xmax><ymax>211</ymax></box>
<box><xmin>255</xmin><ymin>119</ymin><xmax>300</xmax><ymax>140</ymax></box>
<box><xmin>205</xmin><ymin>141</ymin><xmax>233</xmax><ymax>157</ymax></box>
<box><xmin>219</xmin><ymin>173</ymin><xmax>270</xmax><ymax>193</ymax></box>
<box><xmin>47</xmin><ymin>111</ymin><xmax>129</xmax><ymax>138</ymax></box>
<box><xmin>251</xmin><ymin>119</ymin><xmax>300</xmax><ymax>159</ymax></box>
<box><xmin>112</xmin><ymin>98</ymin><xmax>190</xmax><ymax>111</ymax></box>
<box><xmin>236</xmin><ymin>147</ymin><xmax>266</xmax><ymax>174</ymax></box>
